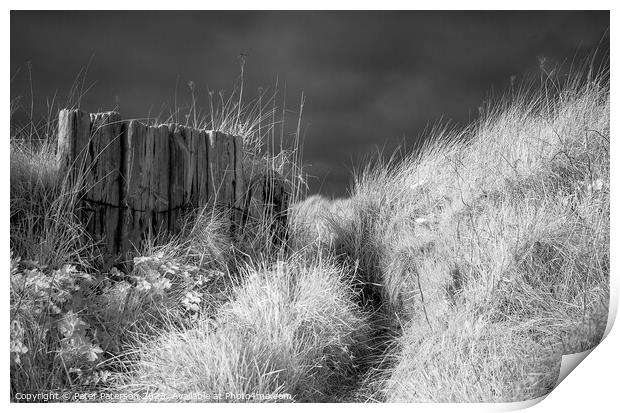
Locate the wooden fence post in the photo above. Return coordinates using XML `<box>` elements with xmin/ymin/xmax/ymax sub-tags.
<box><xmin>57</xmin><ymin>109</ymin><xmax>124</xmax><ymax>258</ymax></box>
<box><xmin>56</xmin><ymin>108</ymin><xmax>91</xmax><ymax>176</ymax></box>
<box><xmin>84</xmin><ymin>112</ymin><xmax>124</xmax><ymax>257</ymax></box>
<box><xmin>122</xmin><ymin>120</ymin><xmax>149</xmax><ymax>254</ymax></box>
<box><xmin>56</xmin><ymin>108</ymin><xmax>292</xmax><ymax>266</ymax></box>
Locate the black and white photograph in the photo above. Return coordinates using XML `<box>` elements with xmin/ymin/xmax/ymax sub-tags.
<box><xmin>8</xmin><ymin>5</ymin><xmax>613</xmax><ymax>406</ymax></box>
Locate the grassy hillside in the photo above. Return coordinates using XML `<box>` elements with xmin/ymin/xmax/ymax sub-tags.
<box><xmin>330</xmin><ymin>69</ymin><xmax>610</xmax><ymax>401</ymax></box>
<box><xmin>10</xmin><ymin>66</ymin><xmax>609</xmax><ymax>402</ymax></box>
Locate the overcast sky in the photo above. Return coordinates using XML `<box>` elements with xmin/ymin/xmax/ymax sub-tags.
<box><xmin>11</xmin><ymin>11</ymin><xmax>609</xmax><ymax>196</ymax></box>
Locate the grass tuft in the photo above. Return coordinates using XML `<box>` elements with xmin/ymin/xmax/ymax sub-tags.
<box><xmin>119</xmin><ymin>256</ymin><xmax>370</xmax><ymax>402</ymax></box>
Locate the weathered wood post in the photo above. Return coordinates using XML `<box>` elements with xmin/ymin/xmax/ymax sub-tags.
<box><xmin>56</xmin><ymin>108</ymin><xmax>248</xmax><ymax>264</ymax></box>
<box><xmin>56</xmin><ymin>109</ymin><xmax>91</xmax><ymax>175</ymax></box>
<box><xmin>57</xmin><ymin>110</ymin><xmax>124</xmax><ymax>257</ymax></box>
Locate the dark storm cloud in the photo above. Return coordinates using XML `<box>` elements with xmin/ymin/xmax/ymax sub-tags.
<box><xmin>11</xmin><ymin>11</ymin><xmax>609</xmax><ymax>196</ymax></box>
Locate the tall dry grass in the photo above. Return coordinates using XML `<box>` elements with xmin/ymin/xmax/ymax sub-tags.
<box><xmin>10</xmin><ymin>126</ymin><xmax>97</xmax><ymax>270</ymax></box>
<box><xmin>10</xmin><ymin>65</ymin><xmax>108</xmax><ymax>269</ymax></box>
<box><xmin>331</xmin><ymin>67</ymin><xmax>609</xmax><ymax>401</ymax></box>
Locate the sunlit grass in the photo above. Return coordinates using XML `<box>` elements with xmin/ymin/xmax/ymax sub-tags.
<box><xmin>331</xmin><ymin>66</ymin><xmax>609</xmax><ymax>402</ymax></box>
